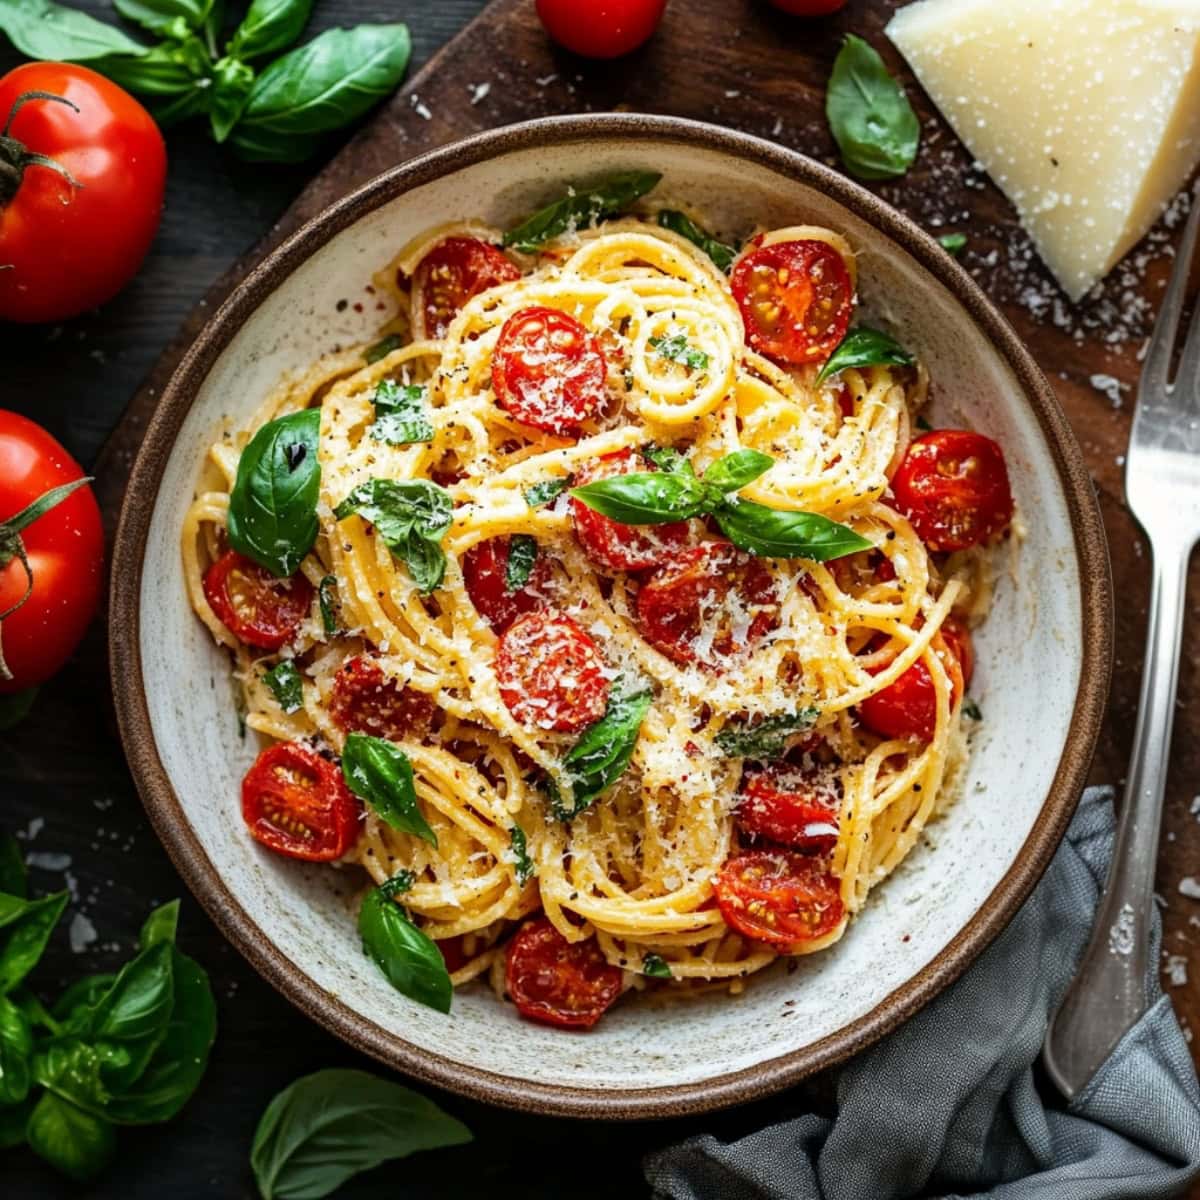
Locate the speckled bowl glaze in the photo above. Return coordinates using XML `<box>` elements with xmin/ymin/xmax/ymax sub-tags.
<box><xmin>110</xmin><ymin>114</ymin><xmax>1112</xmax><ymax>1119</ymax></box>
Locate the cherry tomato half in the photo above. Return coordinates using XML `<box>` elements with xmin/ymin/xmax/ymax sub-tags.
<box><xmin>241</xmin><ymin>740</ymin><xmax>361</xmax><ymax>862</ymax></box>
<box><xmin>505</xmin><ymin>917</ymin><xmax>623</xmax><ymax>1029</ymax></box>
<box><xmin>492</xmin><ymin>306</ymin><xmax>607</xmax><ymax>435</ymax></box>
<box><xmin>571</xmin><ymin>449</ymin><xmax>692</xmax><ymax>572</ymax></box>
<box><xmin>328</xmin><ymin>654</ymin><xmax>435</xmax><ymax>742</ymax></box>
<box><xmin>730</xmin><ymin>239</ymin><xmax>853</xmax><ymax>366</ymax></box>
<box><xmin>715</xmin><ymin>849</ymin><xmax>844</xmax><ymax>947</ymax></box>
<box><xmin>636</xmin><ymin>541</ymin><xmax>778</xmax><ymax>669</ymax></box>
<box><xmin>535</xmin><ymin>0</ymin><xmax>667</xmax><ymax>59</ymax></box>
<box><xmin>0</xmin><ymin>64</ymin><xmax>166</xmax><ymax>323</ymax></box>
<box><xmin>0</xmin><ymin>410</ymin><xmax>103</xmax><ymax>694</ymax></box>
<box><xmin>412</xmin><ymin>236</ymin><xmax>520</xmax><ymax>339</ymax></box>
<box><xmin>890</xmin><ymin>430</ymin><xmax>1013</xmax><ymax>552</ymax></box>
<box><xmin>462</xmin><ymin>535</ymin><xmax>553</xmax><ymax>633</ymax></box>
<box><xmin>203</xmin><ymin>551</ymin><xmax>313</xmax><ymax>652</ymax></box>
<box><xmin>496</xmin><ymin>609</ymin><xmax>609</xmax><ymax>732</ymax></box>
<box><xmin>738</xmin><ymin>766</ymin><xmax>841</xmax><ymax>854</ymax></box>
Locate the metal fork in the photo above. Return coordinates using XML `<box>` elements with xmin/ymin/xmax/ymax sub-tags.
<box><xmin>1044</xmin><ymin>183</ymin><xmax>1200</xmax><ymax>1098</ymax></box>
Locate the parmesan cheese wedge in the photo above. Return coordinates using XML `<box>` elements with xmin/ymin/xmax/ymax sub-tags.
<box><xmin>886</xmin><ymin>0</ymin><xmax>1200</xmax><ymax>300</ymax></box>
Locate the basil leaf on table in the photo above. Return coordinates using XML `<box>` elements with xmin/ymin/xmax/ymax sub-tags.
<box><xmin>99</xmin><ymin>38</ymin><xmax>208</xmax><ymax>96</ymax></box>
<box><xmin>505</xmin><ymin>534</ymin><xmax>538</xmax><ymax>592</ymax></box>
<box><xmin>251</xmin><ymin>1068</ymin><xmax>471</xmax><ymax>1200</ymax></box>
<box><xmin>358</xmin><ymin>887</ymin><xmax>452</xmax><ymax>1014</ymax></box>
<box><xmin>715</xmin><ymin>499</ymin><xmax>873</xmax><ymax>562</ymax></box>
<box><xmin>0</xmin><ymin>0</ymin><xmax>150</xmax><ymax>61</ymax></box>
<box><xmin>227</xmin><ymin>407</ymin><xmax>322</xmax><ymax>578</ymax></box>
<box><xmin>816</xmin><ymin>327</ymin><xmax>915</xmax><ymax>383</ymax></box>
<box><xmin>642</xmin><ymin>953</ymin><xmax>672</xmax><ymax>980</ymax></box>
<box><xmin>111</xmin><ymin>0</ymin><xmax>213</xmax><ymax>37</ymax></box>
<box><xmin>263</xmin><ymin>660</ymin><xmax>304</xmax><ymax>714</ymax></box>
<box><xmin>0</xmin><ymin>993</ymin><xmax>34</xmax><ymax>1105</ymax></box>
<box><xmin>509</xmin><ymin>825</ymin><xmax>535</xmax><ymax>887</ymax></box>
<box><xmin>11</xmin><ymin>986</ymin><xmax>60</xmax><ymax>1035</ymax></box>
<box><xmin>26</xmin><ymin>1091</ymin><xmax>116</xmax><ymax>1183</ymax></box>
<box><xmin>229</xmin><ymin>0</ymin><xmax>314</xmax><ymax>61</ymax></box>
<box><xmin>939</xmin><ymin>232</ymin><xmax>967</xmax><ymax>256</ymax></box>
<box><xmin>0</xmin><ymin>890</ymin><xmax>68</xmax><ymax>995</ymax></box>
<box><xmin>51</xmin><ymin>974</ymin><xmax>117</xmax><ymax>1028</ymax></box>
<box><xmin>0</xmin><ymin>1094</ymin><xmax>33</xmax><ymax>1149</ymax></box>
<box><xmin>649</xmin><ymin>333</ymin><xmax>709</xmax><ymax>371</ymax></box>
<box><xmin>230</xmin><ymin>23</ymin><xmax>412</xmax><ymax>164</ymax></box>
<box><xmin>368</xmin><ymin>380</ymin><xmax>434</xmax><ymax>446</ymax></box>
<box><xmin>523</xmin><ymin>478</ymin><xmax>569</xmax><ymax>508</ymax></box>
<box><xmin>209</xmin><ymin>55</ymin><xmax>257</xmax><ymax>143</ymax></box>
<box><xmin>0</xmin><ymin>832</ymin><xmax>26</xmax><ymax>898</ymax></box>
<box><xmin>715</xmin><ymin>709</ymin><xmax>821</xmax><ymax>760</ymax></box>
<box><xmin>317</xmin><ymin>575</ymin><xmax>340</xmax><ymax>636</ymax></box>
<box><xmin>657</xmin><ymin>210</ymin><xmax>737</xmax><ymax>273</ymax></box>
<box><xmin>826</xmin><ymin>34</ymin><xmax>919</xmax><ymax>181</ymax></box>
<box><xmin>503</xmin><ymin>171</ymin><xmax>662</xmax><ymax>252</ymax></box>
<box><xmin>138</xmin><ymin>899</ymin><xmax>179</xmax><ymax>950</ymax></box>
<box><xmin>699</xmin><ymin>448</ymin><xmax>773</xmax><ymax>494</ymax></box>
<box><xmin>341</xmin><ymin>733</ymin><xmax>437</xmax><ymax>847</ymax></box>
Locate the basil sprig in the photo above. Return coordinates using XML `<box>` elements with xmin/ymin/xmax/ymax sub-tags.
<box><xmin>524</xmin><ymin>478</ymin><xmax>569</xmax><ymax>509</ymax></box>
<box><xmin>816</xmin><ymin>328</ymin><xmax>915</xmax><ymax>383</ymax></box>
<box><xmin>503</xmin><ymin>171</ymin><xmax>662</xmax><ymax>252</ymax></box>
<box><xmin>334</xmin><ymin>478</ymin><xmax>453</xmax><ymax>594</ymax></box>
<box><xmin>505</xmin><ymin>534</ymin><xmax>538</xmax><ymax>592</ymax></box>
<box><xmin>358</xmin><ymin>883</ymin><xmax>452</xmax><ymax>1013</ymax></box>
<box><xmin>714</xmin><ymin>709</ymin><xmax>820</xmax><ymax>760</ymax></box>
<box><xmin>317</xmin><ymin>575</ymin><xmax>340</xmax><ymax>637</ymax></box>
<box><xmin>227</xmin><ymin>408</ymin><xmax>321</xmax><ymax>578</ymax></box>
<box><xmin>341</xmin><ymin>733</ymin><xmax>437</xmax><ymax>847</ymax></box>
<box><xmin>251</xmin><ymin>1068</ymin><xmax>471</xmax><ymax>1200</ymax></box>
<box><xmin>657</xmin><ymin>210</ymin><xmax>737</xmax><ymax>273</ymax></box>
<box><xmin>262</xmin><ymin>660</ymin><xmax>303</xmax><ymax>714</ymax></box>
<box><xmin>826</xmin><ymin>34</ymin><xmax>919</xmax><ymax>181</ymax></box>
<box><xmin>368</xmin><ymin>380</ymin><xmax>433</xmax><ymax>446</ymax></box>
<box><xmin>571</xmin><ymin>449</ymin><xmax>872</xmax><ymax>563</ymax></box>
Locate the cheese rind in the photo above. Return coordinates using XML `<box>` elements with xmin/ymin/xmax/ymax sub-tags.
<box><xmin>886</xmin><ymin>0</ymin><xmax>1200</xmax><ymax>300</ymax></box>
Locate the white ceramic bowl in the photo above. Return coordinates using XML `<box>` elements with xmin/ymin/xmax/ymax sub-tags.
<box><xmin>110</xmin><ymin>115</ymin><xmax>1111</xmax><ymax>1118</ymax></box>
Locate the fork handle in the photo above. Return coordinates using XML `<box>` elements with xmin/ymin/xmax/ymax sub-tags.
<box><xmin>1044</xmin><ymin>539</ymin><xmax>1191</xmax><ymax>1098</ymax></box>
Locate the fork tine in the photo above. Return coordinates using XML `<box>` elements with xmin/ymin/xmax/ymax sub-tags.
<box><xmin>1141</xmin><ymin>182</ymin><xmax>1200</xmax><ymax>398</ymax></box>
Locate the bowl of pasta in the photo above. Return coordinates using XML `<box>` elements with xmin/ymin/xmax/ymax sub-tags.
<box><xmin>110</xmin><ymin>113</ymin><xmax>1111</xmax><ymax>1117</ymax></box>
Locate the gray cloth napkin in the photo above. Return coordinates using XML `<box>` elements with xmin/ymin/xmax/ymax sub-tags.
<box><xmin>645</xmin><ymin>787</ymin><xmax>1200</xmax><ymax>1200</ymax></box>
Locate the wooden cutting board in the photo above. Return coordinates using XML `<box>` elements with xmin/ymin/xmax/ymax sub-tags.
<box><xmin>94</xmin><ymin>0</ymin><xmax>1200</xmax><ymax>1108</ymax></box>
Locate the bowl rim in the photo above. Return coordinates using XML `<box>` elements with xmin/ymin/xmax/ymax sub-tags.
<box><xmin>109</xmin><ymin>112</ymin><xmax>1113</xmax><ymax>1121</ymax></box>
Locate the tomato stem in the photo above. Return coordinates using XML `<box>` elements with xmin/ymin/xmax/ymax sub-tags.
<box><xmin>0</xmin><ymin>91</ymin><xmax>85</xmax><ymax>208</ymax></box>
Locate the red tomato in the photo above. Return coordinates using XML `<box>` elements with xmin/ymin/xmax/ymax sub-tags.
<box><xmin>412</xmin><ymin>237</ymin><xmax>520</xmax><ymax>339</ymax></box>
<box><xmin>492</xmin><ymin>306</ymin><xmax>607</xmax><ymax>435</ymax></box>
<box><xmin>636</xmin><ymin>541</ymin><xmax>778</xmax><ymax>669</ymax></box>
<box><xmin>496</xmin><ymin>609</ymin><xmax>609</xmax><ymax>732</ymax></box>
<box><xmin>715</xmin><ymin>849</ymin><xmax>844</xmax><ymax>947</ymax></box>
<box><xmin>505</xmin><ymin>917</ymin><xmax>623</xmax><ymax>1029</ymax></box>
<box><xmin>571</xmin><ymin>449</ymin><xmax>692</xmax><ymax>571</ymax></box>
<box><xmin>535</xmin><ymin>0</ymin><xmax>667</xmax><ymax>58</ymax></box>
<box><xmin>738</xmin><ymin>767</ymin><xmax>841</xmax><ymax>854</ymax></box>
<box><xmin>241</xmin><ymin>740</ymin><xmax>361</xmax><ymax>862</ymax></box>
<box><xmin>890</xmin><ymin>430</ymin><xmax>1014</xmax><ymax>552</ymax></box>
<box><xmin>0</xmin><ymin>64</ymin><xmax>166</xmax><ymax>324</ymax></box>
<box><xmin>462</xmin><ymin>536</ymin><xmax>553</xmax><ymax>633</ymax></box>
<box><xmin>0</xmin><ymin>411</ymin><xmax>103</xmax><ymax>694</ymax></box>
<box><xmin>203</xmin><ymin>551</ymin><xmax>312</xmax><ymax>652</ymax></box>
<box><xmin>328</xmin><ymin>655</ymin><xmax>435</xmax><ymax>742</ymax></box>
<box><xmin>766</xmin><ymin>0</ymin><xmax>848</xmax><ymax>14</ymax></box>
<box><xmin>828</xmin><ymin>547</ymin><xmax>896</xmax><ymax>593</ymax></box>
<box><xmin>730</xmin><ymin>239</ymin><xmax>853</xmax><ymax>366</ymax></box>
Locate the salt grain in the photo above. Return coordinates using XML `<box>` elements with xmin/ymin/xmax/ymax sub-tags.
<box><xmin>1165</xmin><ymin>954</ymin><xmax>1190</xmax><ymax>987</ymax></box>
<box><xmin>468</xmin><ymin>82</ymin><xmax>491</xmax><ymax>105</ymax></box>
<box><xmin>1180</xmin><ymin>877</ymin><xmax>1200</xmax><ymax>899</ymax></box>
<box><xmin>25</xmin><ymin>852</ymin><xmax>71</xmax><ymax>872</ymax></box>
<box><xmin>68</xmin><ymin>913</ymin><xmax>97</xmax><ymax>954</ymax></box>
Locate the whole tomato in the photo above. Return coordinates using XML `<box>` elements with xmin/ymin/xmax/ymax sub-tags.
<box><xmin>0</xmin><ymin>63</ymin><xmax>167</xmax><ymax>324</ymax></box>
<box><xmin>535</xmin><ymin>0</ymin><xmax>668</xmax><ymax>58</ymax></box>
<box><xmin>0</xmin><ymin>411</ymin><xmax>103</xmax><ymax>696</ymax></box>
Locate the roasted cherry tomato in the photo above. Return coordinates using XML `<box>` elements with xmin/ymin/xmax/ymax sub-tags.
<box><xmin>437</xmin><ymin>935</ymin><xmax>469</xmax><ymax>974</ymax></box>
<box><xmin>828</xmin><ymin>547</ymin><xmax>896</xmax><ymax>594</ymax></box>
<box><xmin>328</xmin><ymin>654</ymin><xmax>435</xmax><ymax>742</ymax></box>
<box><xmin>0</xmin><ymin>410</ymin><xmax>102</xmax><ymax>695</ymax></box>
<box><xmin>203</xmin><ymin>551</ymin><xmax>312</xmax><ymax>652</ymax></box>
<box><xmin>730</xmin><ymin>239</ymin><xmax>853</xmax><ymax>366</ymax></box>
<box><xmin>571</xmin><ymin>449</ymin><xmax>692</xmax><ymax>572</ymax></box>
<box><xmin>0</xmin><ymin>64</ymin><xmax>166</xmax><ymax>323</ymax></box>
<box><xmin>492</xmin><ymin>306</ymin><xmax>607</xmax><ymax>435</ymax></box>
<box><xmin>857</xmin><ymin>620</ymin><xmax>972</xmax><ymax>743</ymax></box>
<box><xmin>535</xmin><ymin>0</ymin><xmax>667</xmax><ymax>58</ymax></box>
<box><xmin>715</xmin><ymin>849</ymin><xmax>844</xmax><ymax>947</ymax></box>
<box><xmin>241</xmin><ymin>740</ymin><xmax>361</xmax><ymax>862</ymax></box>
<box><xmin>636</xmin><ymin>541</ymin><xmax>778</xmax><ymax>669</ymax></box>
<box><xmin>462</xmin><ymin>535</ymin><xmax>553</xmax><ymax>633</ymax></box>
<box><xmin>412</xmin><ymin>236</ymin><xmax>520</xmax><ymax>339</ymax></box>
<box><xmin>890</xmin><ymin>430</ymin><xmax>1013</xmax><ymax>552</ymax></box>
<box><xmin>766</xmin><ymin>0</ymin><xmax>848</xmax><ymax>14</ymax></box>
<box><xmin>505</xmin><ymin>917</ymin><xmax>623</xmax><ymax>1029</ymax></box>
<box><xmin>738</xmin><ymin>766</ymin><xmax>841</xmax><ymax>854</ymax></box>
<box><xmin>496</xmin><ymin>609</ymin><xmax>609</xmax><ymax>732</ymax></box>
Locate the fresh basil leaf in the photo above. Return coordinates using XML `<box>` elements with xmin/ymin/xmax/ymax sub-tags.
<box><xmin>570</xmin><ymin>471</ymin><xmax>712</xmax><ymax>525</ymax></box>
<box><xmin>816</xmin><ymin>327</ymin><xmax>915</xmax><ymax>383</ymax></box>
<box><xmin>826</xmin><ymin>34</ymin><xmax>919</xmax><ymax>181</ymax></box>
<box><xmin>656</xmin><ymin>210</ymin><xmax>737</xmax><ymax>273</ymax></box>
<box><xmin>138</xmin><ymin>900</ymin><xmax>180</xmax><ymax>950</ymax></box>
<box><xmin>399</xmin><ymin>536</ymin><xmax>448</xmax><ymax>596</ymax></box>
<box><xmin>642</xmin><ymin>953</ymin><xmax>672</xmax><ymax>979</ymax></box>
<box><xmin>210</xmin><ymin>55</ymin><xmax>256</xmax><ymax>143</ymax></box>
<box><xmin>147</xmin><ymin>81</ymin><xmax>211</xmax><ymax>126</ymax></box>
<box><xmin>0</xmin><ymin>994</ymin><xmax>33</xmax><ymax>1105</ymax></box>
<box><xmin>229</xmin><ymin>0</ymin><xmax>313</xmax><ymax>60</ymax></box>
<box><xmin>230</xmin><ymin>24</ymin><xmax>412</xmax><ymax>164</ymax></box>
<box><xmin>549</xmin><ymin>690</ymin><xmax>652</xmax><ymax>820</ymax></box>
<box><xmin>649</xmin><ymin>333</ymin><xmax>709</xmax><ymax>372</ymax></box>
<box><xmin>714</xmin><ymin>709</ymin><xmax>820</xmax><ymax>760</ymax></box>
<box><xmin>715</xmin><ymin>499</ymin><xmax>872</xmax><ymax>562</ymax></box>
<box><xmin>228</xmin><ymin>408</ymin><xmax>322</xmax><ymax>578</ymax></box>
<box><xmin>0</xmin><ymin>0</ymin><xmax>150</xmax><ymax>61</ymax></box>
<box><xmin>33</xmin><ymin>1036</ymin><xmax>120</xmax><ymax>1113</ymax></box>
<box><xmin>0</xmin><ymin>833</ymin><xmax>25</xmax><ymax>899</ymax></box>
<box><xmin>363</xmin><ymin>333</ymin><xmax>403</xmax><ymax>364</ymax></box>
<box><xmin>380</xmin><ymin>870</ymin><xmax>415</xmax><ymax>898</ymax></box>
<box><xmin>505</xmin><ymin>534</ymin><xmax>538</xmax><ymax>593</ymax></box>
<box><xmin>523</xmin><ymin>478</ymin><xmax>569</xmax><ymax>508</ymax></box>
<box><xmin>318</xmin><ymin>575</ymin><xmax>340</xmax><ymax>636</ymax></box>
<box><xmin>342</xmin><ymin>734</ymin><xmax>436</xmax><ymax>847</ymax></box>
<box><xmin>251</xmin><ymin>1068</ymin><xmax>471</xmax><ymax>1200</ymax></box>
<box><xmin>701</xmin><ymin>449</ymin><xmax>774</xmax><ymax>494</ymax></box>
<box><xmin>642</xmin><ymin>444</ymin><xmax>692</xmax><ymax>475</ymax></box>
<box><xmin>358</xmin><ymin>889</ymin><xmax>452</xmax><ymax>1014</ymax></box>
<box><xmin>11</xmin><ymin>986</ymin><xmax>60</xmax><ymax>1035</ymax></box>
<box><xmin>26</xmin><ymin>1091</ymin><xmax>116</xmax><ymax>1183</ymax></box>
<box><xmin>503</xmin><ymin>171</ymin><xmax>662</xmax><ymax>252</ymax></box>
<box><xmin>509</xmin><ymin>826</ymin><xmax>535</xmax><ymax>887</ymax></box>
<box><xmin>369</xmin><ymin>380</ymin><xmax>433</xmax><ymax>446</ymax></box>
<box><xmin>0</xmin><ymin>891</ymin><xmax>68</xmax><ymax>995</ymax></box>
<box><xmin>939</xmin><ymin>232</ymin><xmax>967</xmax><ymax>256</ymax></box>
<box><xmin>99</xmin><ymin>36</ymin><xmax>209</xmax><ymax>96</ymax></box>
<box><xmin>112</xmin><ymin>0</ymin><xmax>212</xmax><ymax>37</ymax></box>
<box><xmin>51</xmin><ymin>974</ymin><xmax>116</xmax><ymax>1028</ymax></box>
<box><xmin>963</xmin><ymin>698</ymin><xmax>982</xmax><ymax>721</ymax></box>
<box><xmin>263</xmin><ymin>660</ymin><xmax>304</xmax><ymax>715</ymax></box>
<box><xmin>0</xmin><ymin>1094</ymin><xmax>32</xmax><ymax>1149</ymax></box>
